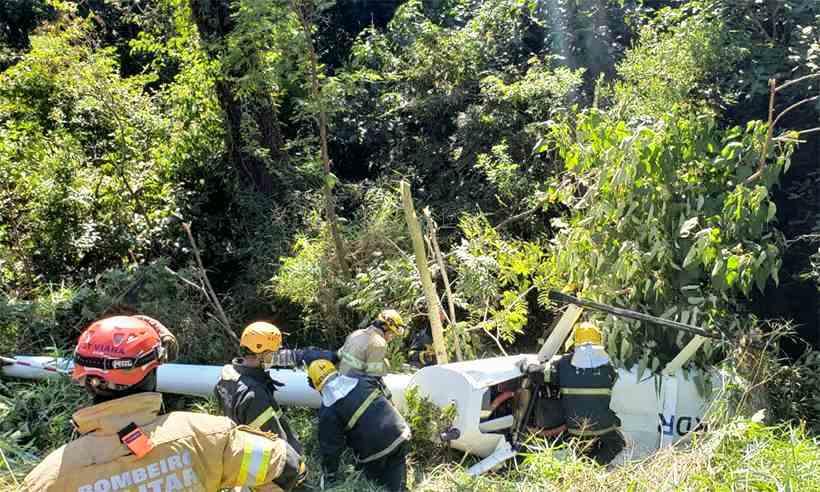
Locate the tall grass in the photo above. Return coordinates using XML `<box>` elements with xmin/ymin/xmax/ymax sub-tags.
<box><xmin>408</xmin><ymin>419</ymin><xmax>820</xmax><ymax>491</ymax></box>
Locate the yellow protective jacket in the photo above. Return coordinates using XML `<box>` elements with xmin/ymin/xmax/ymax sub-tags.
<box><xmin>23</xmin><ymin>392</ymin><xmax>302</xmax><ymax>492</ymax></box>
<box><xmin>337</xmin><ymin>325</ymin><xmax>388</xmax><ymax>378</ymax></box>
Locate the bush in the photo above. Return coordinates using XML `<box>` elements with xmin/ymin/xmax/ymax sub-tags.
<box><xmin>0</xmin><ymin>261</ymin><xmax>233</xmax><ymax>363</ymax></box>
<box><xmin>403</xmin><ymin>385</ymin><xmax>457</xmax><ymax>462</ymax></box>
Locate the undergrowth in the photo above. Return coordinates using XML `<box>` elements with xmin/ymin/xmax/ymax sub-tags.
<box><xmin>1</xmin><ymin>376</ymin><xmax>819</xmax><ymax>491</ymax></box>
<box><xmin>410</xmin><ymin>419</ymin><xmax>820</xmax><ymax>491</ymax></box>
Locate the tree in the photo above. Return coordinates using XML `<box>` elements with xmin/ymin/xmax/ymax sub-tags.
<box><xmin>188</xmin><ymin>0</ymin><xmax>288</xmax><ymax>195</ymax></box>
<box><xmin>291</xmin><ymin>0</ymin><xmax>350</xmax><ymax>277</ymax></box>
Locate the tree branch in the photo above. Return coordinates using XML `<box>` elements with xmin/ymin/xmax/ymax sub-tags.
<box><xmin>164</xmin><ymin>266</ymin><xmax>208</xmax><ymax>295</ymax></box>
<box><xmin>181</xmin><ymin>222</ymin><xmax>240</xmax><ymax>348</ymax></box>
<box><xmin>496</xmin><ymin>198</ymin><xmax>548</xmax><ymax>230</ymax></box>
<box><xmin>785</xmin><ymin>233</ymin><xmax>820</xmax><ymax>247</ymax></box>
<box><xmin>424</xmin><ymin>208</ymin><xmax>463</xmax><ymax>361</ymax></box>
<box><xmin>746</xmin><ymin>72</ymin><xmax>820</xmax><ymax>185</ymax></box>
<box><xmin>774</xmin><ymin>73</ymin><xmax>820</xmax><ymax>93</ymax></box>
<box><xmin>746</xmin><ymin>78</ymin><xmax>778</xmax><ymax>185</ymax></box>
<box><xmin>772</xmin><ymin>95</ymin><xmax>820</xmax><ymax>129</ymax></box>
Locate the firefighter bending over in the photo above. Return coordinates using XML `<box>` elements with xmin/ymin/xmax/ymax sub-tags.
<box><xmin>23</xmin><ymin>315</ymin><xmax>306</xmax><ymax>492</ymax></box>
<box><xmin>308</xmin><ymin>359</ymin><xmax>411</xmax><ymax>491</ymax></box>
<box><xmin>214</xmin><ymin>321</ymin><xmax>305</xmax><ymax>454</ymax></box>
<box><xmin>523</xmin><ymin>321</ymin><xmax>625</xmax><ymax>465</ymax></box>
<box><xmin>338</xmin><ymin>309</ymin><xmax>406</xmax><ymax>381</ymax></box>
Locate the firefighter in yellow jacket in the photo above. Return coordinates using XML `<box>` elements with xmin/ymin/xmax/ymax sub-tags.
<box><xmin>337</xmin><ymin>309</ymin><xmax>406</xmax><ymax>380</ymax></box>
<box><xmin>23</xmin><ymin>315</ymin><xmax>306</xmax><ymax>492</ymax></box>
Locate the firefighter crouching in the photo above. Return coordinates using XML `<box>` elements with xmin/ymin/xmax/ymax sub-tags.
<box><xmin>214</xmin><ymin>321</ymin><xmax>305</xmax><ymax>455</ymax></box>
<box><xmin>338</xmin><ymin>309</ymin><xmax>406</xmax><ymax>382</ymax></box>
<box><xmin>406</xmin><ymin>326</ymin><xmax>435</xmax><ymax>369</ymax></box>
<box><xmin>23</xmin><ymin>315</ymin><xmax>306</xmax><ymax>492</ymax></box>
<box><xmin>308</xmin><ymin>359</ymin><xmax>412</xmax><ymax>492</ymax></box>
<box><xmin>522</xmin><ymin>321</ymin><xmax>625</xmax><ymax>465</ymax></box>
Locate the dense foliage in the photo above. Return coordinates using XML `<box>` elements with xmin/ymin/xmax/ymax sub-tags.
<box><xmin>0</xmin><ymin>0</ymin><xmax>819</xmax><ymax>485</ymax></box>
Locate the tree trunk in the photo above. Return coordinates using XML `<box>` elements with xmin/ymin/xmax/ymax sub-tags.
<box><xmin>401</xmin><ymin>181</ymin><xmax>449</xmax><ymax>365</ymax></box>
<box><xmin>189</xmin><ymin>0</ymin><xmax>281</xmax><ymax>195</ymax></box>
<box><xmin>292</xmin><ymin>0</ymin><xmax>350</xmax><ymax>277</ymax></box>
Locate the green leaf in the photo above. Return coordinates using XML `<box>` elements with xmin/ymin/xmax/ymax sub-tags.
<box><xmin>637</xmin><ymin>352</ymin><xmax>649</xmax><ymax>381</ymax></box>
<box><xmin>726</xmin><ymin>270</ymin><xmax>738</xmax><ymax>288</ymax></box>
<box><xmin>766</xmin><ymin>202</ymin><xmax>777</xmax><ymax>222</ymax></box>
<box><xmin>727</xmin><ymin>255</ymin><xmax>740</xmax><ymax>272</ymax></box>
<box><xmin>683</xmin><ymin>242</ymin><xmax>701</xmax><ymax>269</ymax></box>
<box><xmin>324</xmin><ymin>172</ymin><xmax>338</xmax><ymax>190</ymax></box>
<box><xmin>679</xmin><ymin>217</ymin><xmax>699</xmax><ymax>238</ymax></box>
<box><xmin>532</xmin><ymin>138</ymin><xmax>549</xmax><ymax>154</ymax></box>
<box><xmin>620</xmin><ymin>338</ymin><xmax>632</xmax><ymax>362</ymax></box>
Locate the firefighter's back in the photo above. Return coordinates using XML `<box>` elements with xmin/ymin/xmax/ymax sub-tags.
<box><xmin>338</xmin><ymin>326</ymin><xmax>387</xmax><ymax>377</ymax></box>
<box><xmin>24</xmin><ymin>408</ymin><xmax>290</xmax><ymax>492</ymax></box>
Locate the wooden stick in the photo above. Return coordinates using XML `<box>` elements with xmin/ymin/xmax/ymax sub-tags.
<box><xmin>424</xmin><ymin>208</ymin><xmax>463</xmax><ymax>361</ymax></box>
<box><xmin>537</xmin><ymin>304</ymin><xmax>584</xmax><ymax>362</ymax></box>
<box><xmin>181</xmin><ymin>223</ymin><xmax>240</xmax><ymax>348</ymax></box>
<box><xmin>746</xmin><ymin>78</ymin><xmax>778</xmax><ymax>184</ymax></box>
<box><xmin>400</xmin><ymin>181</ymin><xmax>448</xmax><ymax>364</ymax></box>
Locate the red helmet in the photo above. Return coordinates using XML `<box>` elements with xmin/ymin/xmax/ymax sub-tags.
<box><xmin>72</xmin><ymin>316</ymin><xmax>163</xmax><ymax>387</ymax></box>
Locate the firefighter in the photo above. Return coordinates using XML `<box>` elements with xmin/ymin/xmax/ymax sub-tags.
<box><xmin>406</xmin><ymin>326</ymin><xmax>435</xmax><ymax>369</ymax></box>
<box><xmin>214</xmin><ymin>321</ymin><xmax>305</xmax><ymax>455</ymax></box>
<box><xmin>308</xmin><ymin>359</ymin><xmax>411</xmax><ymax>492</ymax></box>
<box><xmin>338</xmin><ymin>309</ymin><xmax>406</xmax><ymax>380</ymax></box>
<box><xmin>23</xmin><ymin>316</ymin><xmax>306</xmax><ymax>492</ymax></box>
<box><xmin>522</xmin><ymin>321</ymin><xmax>625</xmax><ymax>465</ymax></box>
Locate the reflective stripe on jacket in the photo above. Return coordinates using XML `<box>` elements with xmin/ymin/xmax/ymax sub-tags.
<box><xmin>550</xmin><ymin>353</ymin><xmax>621</xmax><ymax>436</ymax></box>
<box><xmin>23</xmin><ymin>392</ymin><xmax>300</xmax><ymax>492</ymax></box>
<box><xmin>214</xmin><ymin>362</ymin><xmax>304</xmax><ymax>455</ymax></box>
<box><xmin>337</xmin><ymin>326</ymin><xmax>388</xmax><ymax>377</ymax></box>
<box><xmin>318</xmin><ymin>376</ymin><xmax>410</xmax><ymax>476</ymax></box>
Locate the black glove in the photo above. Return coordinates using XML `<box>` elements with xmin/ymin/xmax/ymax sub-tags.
<box><xmin>298</xmin><ymin>347</ymin><xmax>339</xmax><ymax>367</ymax></box>
<box><xmin>269</xmin><ymin>378</ymin><xmax>285</xmax><ymax>392</ymax></box>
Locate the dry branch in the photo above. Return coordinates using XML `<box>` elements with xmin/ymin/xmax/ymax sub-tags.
<box><xmin>424</xmin><ymin>208</ymin><xmax>463</xmax><ymax>361</ymax></box>
<box><xmin>181</xmin><ymin>222</ymin><xmax>240</xmax><ymax>348</ymax></box>
<box><xmin>746</xmin><ymin>73</ymin><xmax>820</xmax><ymax>184</ymax></box>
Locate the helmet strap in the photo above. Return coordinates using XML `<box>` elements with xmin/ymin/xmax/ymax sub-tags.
<box><xmin>86</xmin><ymin>370</ymin><xmax>158</xmax><ymax>404</ymax></box>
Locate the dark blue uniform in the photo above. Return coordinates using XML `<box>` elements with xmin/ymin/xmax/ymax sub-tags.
<box><xmin>319</xmin><ymin>376</ymin><xmax>411</xmax><ymax>491</ymax></box>
<box><xmin>546</xmin><ymin>353</ymin><xmax>625</xmax><ymax>464</ymax></box>
<box><xmin>214</xmin><ymin>361</ymin><xmax>304</xmax><ymax>455</ymax></box>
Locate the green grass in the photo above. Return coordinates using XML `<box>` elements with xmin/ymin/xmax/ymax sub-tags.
<box><xmin>407</xmin><ymin>420</ymin><xmax>820</xmax><ymax>492</ymax></box>
<box><xmin>1</xmin><ymin>379</ymin><xmax>819</xmax><ymax>492</ymax></box>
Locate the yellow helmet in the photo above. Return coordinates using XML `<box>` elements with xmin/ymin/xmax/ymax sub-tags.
<box><xmin>308</xmin><ymin>359</ymin><xmax>337</xmax><ymax>391</ymax></box>
<box><xmin>240</xmin><ymin>321</ymin><xmax>282</xmax><ymax>353</ymax></box>
<box><xmin>377</xmin><ymin>309</ymin><xmax>406</xmax><ymax>336</ymax></box>
<box><xmin>573</xmin><ymin>322</ymin><xmax>603</xmax><ymax>346</ymax></box>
